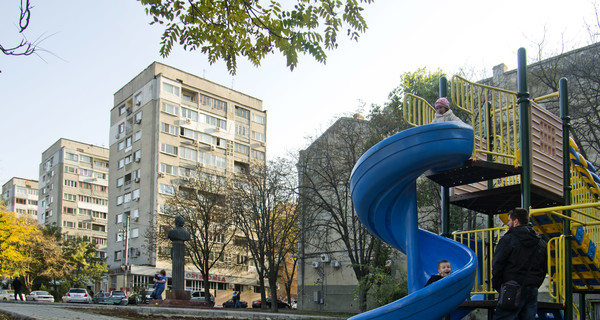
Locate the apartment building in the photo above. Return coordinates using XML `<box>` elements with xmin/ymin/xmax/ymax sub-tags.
<box><xmin>2</xmin><ymin>177</ymin><xmax>39</xmax><ymax>219</ymax></box>
<box><xmin>38</xmin><ymin>138</ymin><xmax>110</xmax><ymax>255</ymax></box>
<box><xmin>106</xmin><ymin>62</ymin><xmax>267</xmax><ymax>302</ymax></box>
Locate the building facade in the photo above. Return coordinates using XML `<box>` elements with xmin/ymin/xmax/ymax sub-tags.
<box><xmin>106</xmin><ymin>62</ymin><xmax>267</xmax><ymax>304</ymax></box>
<box><xmin>37</xmin><ymin>138</ymin><xmax>110</xmax><ymax>255</ymax></box>
<box><xmin>2</xmin><ymin>177</ymin><xmax>39</xmax><ymax>219</ymax></box>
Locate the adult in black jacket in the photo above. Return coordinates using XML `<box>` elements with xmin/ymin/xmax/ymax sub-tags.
<box><xmin>492</xmin><ymin>208</ymin><xmax>547</xmax><ymax>319</ymax></box>
<box><xmin>12</xmin><ymin>276</ymin><xmax>24</xmax><ymax>301</ymax></box>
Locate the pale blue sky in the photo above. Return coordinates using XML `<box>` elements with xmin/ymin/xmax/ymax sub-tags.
<box><xmin>0</xmin><ymin>0</ymin><xmax>595</xmax><ymax>184</ymax></box>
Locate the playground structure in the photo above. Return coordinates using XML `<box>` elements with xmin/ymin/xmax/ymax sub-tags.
<box><xmin>350</xmin><ymin>48</ymin><xmax>600</xmax><ymax>320</ymax></box>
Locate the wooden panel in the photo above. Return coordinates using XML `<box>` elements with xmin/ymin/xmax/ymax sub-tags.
<box><xmin>530</xmin><ymin>102</ymin><xmax>563</xmax><ymax>196</ymax></box>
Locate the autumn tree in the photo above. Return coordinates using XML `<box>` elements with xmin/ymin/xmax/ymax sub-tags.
<box><xmin>231</xmin><ymin>158</ymin><xmax>299</xmax><ymax>311</ymax></box>
<box><xmin>163</xmin><ymin>168</ymin><xmax>238</xmax><ymax>304</ymax></box>
<box><xmin>139</xmin><ymin>0</ymin><xmax>373</xmax><ymax>74</ymax></box>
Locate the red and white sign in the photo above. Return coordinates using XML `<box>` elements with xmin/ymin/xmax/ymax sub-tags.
<box><xmin>185</xmin><ymin>272</ymin><xmax>227</xmax><ymax>283</ymax></box>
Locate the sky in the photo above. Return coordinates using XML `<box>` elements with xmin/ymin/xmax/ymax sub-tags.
<box><xmin>0</xmin><ymin>0</ymin><xmax>597</xmax><ymax>185</ymax></box>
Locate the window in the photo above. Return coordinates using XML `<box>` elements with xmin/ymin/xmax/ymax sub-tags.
<box><xmin>235</xmin><ymin>124</ymin><xmax>249</xmax><ymax>138</ymax></box>
<box><xmin>94</xmin><ymin>160</ymin><xmax>108</xmax><ymax>168</ymax></box>
<box><xmin>181</xmin><ymin>107</ymin><xmax>199</xmax><ymax>121</ymax></box>
<box><xmin>63</xmin><ymin>207</ymin><xmax>76</xmax><ymax>215</ymax></box>
<box><xmin>118</xmin><ymin>122</ymin><xmax>125</xmax><ymax>133</ymax></box>
<box><xmin>135</xmin><ymin>93</ymin><xmax>142</xmax><ymax>106</ymax></box>
<box><xmin>117</xmin><ymin>213</ymin><xmax>123</xmax><ymax>224</ymax></box>
<box><xmin>64</xmin><ymin>193</ymin><xmax>77</xmax><ymax>201</ymax></box>
<box><xmin>134</xmin><ymin>130</ymin><xmax>142</xmax><ymax>142</ymax></box>
<box><xmin>132</xmin><ymin>169</ymin><xmax>141</xmax><ymax>180</ymax></box>
<box><xmin>64</xmin><ymin>166</ymin><xmax>77</xmax><ymax>174</ymax></box>
<box><xmin>132</xmin><ymin>189</ymin><xmax>140</xmax><ymax>200</ymax></box>
<box><xmin>124</xmin><ymin>192</ymin><xmax>132</xmax><ymax>203</ymax></box>
<box><xmin>199</xmin><ymin>112</ymin><xmax>227</xmax><ymax>129</ymax></box>
<box><xmin>252</xmin><ymin>113</ymin><xmax>265</xmax><ymax>124</ymax></box>
<box><xmin>234</xmin><ymin>143</ymin><xmax>250</xmax><ymax>155</ymax></box>
<box><xmin>94</xmin><ymin>171</ymin><xmax>106</xmax><ymax>179</ymax></box>
<box><xmin>126</xmin><ymin>136</ymin><xmax>133</xmax><ymax>148</ymax></box>
<box><xmin>180</xmin><ymin>146</ymin><xmax>197</xmax><ymax>161</ymax></box>
<box><xmin>159</xmin><ymin>184</ymin><xmax>175</xmax><ymax>195</ymax></box>
<box><xmin>132</xmin><ymin>209</ymin><xmax>139</xmax><ymax>219</ymax></box>
<box><xmin>161</xmin><ymin>122</ymin><xmax>178</xmax><ymax>135</ymax></box>
<box><xmin>160</xmin><ymin>163</ymin><xmax>178</xmax><ymax>175</ymax></box>
<box><xmin>117</xmin><ymin>177</ymin><xmax>124</xmax><ymax>187</ymax></box>
<box><xmin>65</xmin><ymin>152</ymin><xmax>78</xmax><ymax>161</ymax></box>
<box><xmin>199</xmin><ymin>152</ymin><xmax>227</xmax><ymax>169</ymax></box>
<box><xmin>162</xmin><ymin>103</ymin><xmax>179</xmax><ymax>115</ymax></box>
<box><xmin>199</xmin><ymin>93</ymin><xmax>227</xmax><ymax>112</ymax></box>
<box><xmin>124</xmin><ymin>155</ymin><xmax>133</xmax><ymax>165</ymax></box>
<box><xmin>118</xmin><ymin>105</ymin><xmax>126</xmax><ymax>115</ymax></box>
<box><xmin>131</xmin><ymin>228</ymin><xmax>139</xmax><ymax>238</ymax></box>
<box><xmin>163</xmin><ymin>82</ymin><xmax>180</xmax><ymax>96</ymax></box>
<box><xmin>182</xmin><ymin>90</ymin><xmax>195</xmax><ymax>102</ymax></box>
<box><xmin>116</xmin><ymin>195</ymin><xmax>123</xmax><ymax>206</ymax></box>
<box><xmin>252</xmin><ymin>131</ymin><xmax>265</xmax><ymax>142</ymax></box>
<box><xmin>235</xmin><ymin>106</ymin><xmax>250</xmax><ymax>121</ymax></box>
<box><xmin>80</xmin><ymin>155</ymin><xmax>92</xmax><ymax>163</ymax></box>
<box><xmin>64</xmin><ymin>179</ymin><xmax>78</xmax><ymax>188</ymax></box>
<box><xmin>160</xmin><ymin>143</ymin><xmax>178</xmax><ymax>156</ymax></box>
<box><xmin>251</xmin><ymin>149</ymin><xmax>265</xmax><ymax>160</ymax></box>
<box><xmin>118</xmin><ymin>158</ymin><xmax>125</xmax><ymax>169</ymax></box>
<box><xmin>134</xmin><ymin>149</ymin><xmax>142</xmax><ymax>162</ymax></box>
<box><xmin>118</xmin><ymin>140</ymin><xmax>126</xmax><ymax>151</ymax></box>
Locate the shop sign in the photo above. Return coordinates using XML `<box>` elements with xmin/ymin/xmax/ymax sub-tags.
<box><xmin>185</xmin><ymin>272</ymin><xmax>226</xmax><ymax>283</ymax></box>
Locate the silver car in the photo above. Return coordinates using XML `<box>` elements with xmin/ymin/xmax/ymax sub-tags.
<box><xmin>0</xmin><ymin>289</ymin><xmax>10</xmax><ymax>301</ymax></box>
<box><xmin>26</xmin><ymin>291</ymin><xmax>55</xmax><ymax>302</ymax></box>
<box><xmin>62</xmin><ymin>288</ymin><xmax>92</xmax><ymax>303</ymax></box>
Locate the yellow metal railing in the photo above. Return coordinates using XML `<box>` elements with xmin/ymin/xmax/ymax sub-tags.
<box><xmin>451</xmin><ymin>75</ymin><xmax>519</xmax><ymax>165</ymax></box>
<box><xmin>403</xmin><ymin>93</ymin><xmax>436</xmax><ymax>126</ymax></box>
<box><xmin>453</xmin><ymin>226</ymin><xmax>507</xmax><ymax>294</ymax></box>
<box><xmin>548</xmin><ymin>235</ymin><xmax>566</xmax><ymax>303</ymax></box>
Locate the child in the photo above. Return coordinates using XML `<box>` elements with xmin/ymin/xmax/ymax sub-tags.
<box><xmin>425</xmin><ymin>260</ymin><xmax>452</xmax><ymax>286</ymax></box>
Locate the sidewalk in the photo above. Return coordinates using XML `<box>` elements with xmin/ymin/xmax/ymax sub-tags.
<box><xmin>0</xmin><ymin>301</ymin><xmax>345</xmax><ymax>320</ymax></box>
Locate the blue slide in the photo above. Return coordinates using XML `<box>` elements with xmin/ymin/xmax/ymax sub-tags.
<box><xmin>349</xmin><ymin>122</ymin><xmax>478</xmax><ymax>319</ymax></box>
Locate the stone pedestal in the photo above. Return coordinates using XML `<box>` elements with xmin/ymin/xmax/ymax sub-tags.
<box><xmin>156</xmin><ymin>290</ymin><xmax>210</xmax><ymax>308</ymax></box>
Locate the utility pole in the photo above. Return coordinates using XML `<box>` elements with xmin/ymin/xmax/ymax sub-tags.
<box><xmin>122</xmin><ymin>212</ymin><xmax>130</xmax><ymax>291</ymax></box>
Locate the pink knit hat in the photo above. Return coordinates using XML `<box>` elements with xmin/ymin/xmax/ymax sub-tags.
<box><xmin>435</xmin><ymin>97</ymin><xmax>450</xmax><ymax>108</ymax></box>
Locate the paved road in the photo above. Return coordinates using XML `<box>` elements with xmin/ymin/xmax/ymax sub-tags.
<box><xmin>0</xmin><ymin>301</ymin><xmax>343</xmax><ymax>320</ymax></box>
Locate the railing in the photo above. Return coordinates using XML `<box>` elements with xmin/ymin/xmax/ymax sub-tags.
<box><xmin>452</xmin><ymin>226</ymin><xmax>507</xmax><ymax>295</ymax></box>
<box><xmin>548</xmin><ymin>235</ymin><xmax>566</xmax><ymax>303</ymax></box>
<box><xmin>402</xmin><ymin>93</ymin><xmax>436</xmax><ymax>126</ymax></box>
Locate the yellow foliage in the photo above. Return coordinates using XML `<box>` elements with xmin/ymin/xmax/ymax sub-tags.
<box><xmin>0</xmin><ymin>205</ymin><xmax>42</xmax><ymax>277</ymax></box>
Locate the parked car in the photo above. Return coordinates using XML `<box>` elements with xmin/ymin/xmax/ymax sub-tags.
<box><xmin>107</xmin><ymin>290</ymin><xmax>128</xmax><ymax>305</ymax></box>
<box><xmin>190</xmin><ymin>290</ymin><xmax>214</xmax><ymax>306</ymax></box>
<box><xmin>6</xmin><ymin>290</ymin><xmax>25</xmax><ymax>301</ymax></box>
<box><xmin>92</xmin><ymin>292</ymin><xmax>110</xmax><ymax>304</ymax></box>
<box><xmin>251</xmin><ymin>298</ymin><xmax>290</xmax><ymax>309</ymax></box>
<box><xmin>26</xmin><ymin>291</ymin><xmax>54</xmax><ymax>302</ymax></box>
<box><xmin>0</xmin><ymin>289</ymin><xmax>10</xmax><ymax>301</ymax></box>
<box><xmin>222</xmin><ymin>298</ymin><xmax>248</xmax><ymax>308</ymax></box>
<box><xmin>62</xmin><ymin>288</ymin><xmax>92</xmax><ymax>303</ymax></box>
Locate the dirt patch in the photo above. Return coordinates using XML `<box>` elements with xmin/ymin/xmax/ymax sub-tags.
<box><xmin>69</xmin><ymin>307</ymin><xmax>266</xmax><ymax>320</ymax></box>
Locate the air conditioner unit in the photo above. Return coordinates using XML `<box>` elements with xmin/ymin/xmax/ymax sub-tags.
<box><xmin>320</xmin><ymin>253</ymin><xmax>330</xmax><ymax>263</ymax></box>
<box><xmin>135</xmin><ymin>158</ymin><xmax>141</xmax><ymax>162</ymax></box>
<box><xmin>331</xmin><ymin>260</ymin><xmax>341</xmax><ymax>268</ymax></box>
<box><xmin>134</xmin><ymin>177</ymin><xmax>140</xmax><ymax>183</ymax></box>
<box><xmin>185</xmin><ymin>118</ymin><xmax>191</xmax><ymax>124</ymax></box>
<box><xmin>133</xmin><ymin>217</ymin><xmax>139</xmax><ymax>222</ymax></box>
<box><xmin>215</xmin><ymin>127</ymin><xmax>221</xmax><ymax>132</ymax></box>
<box><xmin>134</xmin><ymin>197</ymin><xmax>140</xmax><ymax>201</ymax></box>
<box><xmin>158</xmin><ymin>173</ymin><xmax>165</xmax><ymax>178</ymax></box>
<box><xmin>135</xmin><ymin>101</ymin><xmax>141</xmax><ymax>106</ymax></box>
<box><xmin>210</xmin><ymin>145</ymin><xmax>216</xmax><ymax>151</ymax></box>
<box><xmin>311</xmin><ymin>261</ymin><xmax>320</xmax><ymax>269</ymax></box>
<box><xmin>135</xmin><ymin>119</ymin><xmax>142</xmax><ymax>124</ymax></box>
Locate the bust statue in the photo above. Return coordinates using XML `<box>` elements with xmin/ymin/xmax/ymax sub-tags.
<box><xmin>168</xmin><ymin>216</ymin><xmax>191</xmax><ymax>241</ymax></box>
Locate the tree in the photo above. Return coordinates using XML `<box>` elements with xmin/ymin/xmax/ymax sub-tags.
<box><xmin>163</xmin><ymin>168</ymin><xmax>238</xmax><ymax>304</ymax></box>
<box><xmin>139</xmin><ymin>0</ymin><xmax>373</xmax><ymax>75</ymax></box>
<box><xmin>296</xmin><ymin>116</ymin><xmax>376</xmax><ymax>311</ymax></box>
<box><xmin>231</xmin><ymin>158</ymin><xmax>299</xmax><ymax>311</ymax></box>
<box><xmin>29</xmin><ymin>230</ymin><xmax>71</xmax><ymax>299</ymax></box>
<box><xmin>0</xmin><ymin>206</ymin><xmax>41</xmax><ymax>285</ymax></box>
<box><xmin>62</xmin><ymin>238</ymin><xmax>107</xmax><ymax>288</ymax></box>
<box><xmin>2</xmin><ymin>0</ymin><xmax>38</xmax><ymax>73</ymax></box>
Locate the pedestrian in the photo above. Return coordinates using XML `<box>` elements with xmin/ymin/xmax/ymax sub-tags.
<box><xmin>153</xmin><ymin>269</ymin><xmax>167</xmax><ymax>301</ymax></box>
<box><xmin>492</xmin><ymin>208</ymin><xmax>547</xmax><ymax>319</ymax></box>
<box><xmin>87</xmin><ymin>286</ymin><xmax>94</xmax><ymax>298</ymax></box>
<box><xmin>12</xmin><ymin>276</ymin><xmax>24</xmax><ymax>301</ymax></box>
<box><xmin>234</xmin><ymin>291</ymin><xmax>241</xmax><ymax>308</ymax></box>
<box><xmin>431</xmin><ymin>97</ymin><xmax>462</xmax><ymax>123</ymax></box>
<box><xmin>425</xmin><ymin>260</ymin><xmax>452</xmax><ymax>286</ymax></box>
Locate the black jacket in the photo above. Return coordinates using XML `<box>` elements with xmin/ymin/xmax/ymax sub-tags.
<box><xmin>492</xmin><ymin>225</ymin><xmax>547</xmax><ymax>291</ymax></box>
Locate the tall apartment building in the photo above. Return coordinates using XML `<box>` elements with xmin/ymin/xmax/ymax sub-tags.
<box><xmin>2</xmin><ymin>177</ymin><xmax>39</xmax><ymax>219</ymax></box>
<box><xmin>106</xmin><ymin>62</ymin><xmax>267</xmax><ymax>301</ymax></box>
<box><xmin>38</xmin><ymin>138</ymin><xmax>110</xmax><ymax>255</ymax></box>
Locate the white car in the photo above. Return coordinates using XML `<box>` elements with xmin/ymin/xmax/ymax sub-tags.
<box><xmin>62</xmin><ymin>288</ymin><xmax>92</xmax><ymax>303</ymax></box>
<box><xmin>0</xmin><ymin>289</ymin><xmax>10</xmax><ymax>301</ymax></box>
<box><xmin>6</xmin><ymin>290</ymin><xmax>25</xmax><ymax>301</ymax></box>
<box><xmin>26</xmin><ymin>291</ymin><xmax>55</xmax><ymax>302</ymax></box>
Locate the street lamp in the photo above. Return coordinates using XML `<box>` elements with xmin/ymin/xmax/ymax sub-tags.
<box><xmin>120</xmin><ymin>212</ymin><xmax>130</xmax><ymax>291</ymax></box>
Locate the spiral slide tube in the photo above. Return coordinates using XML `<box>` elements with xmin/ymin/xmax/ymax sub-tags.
<box><xmin>349</xmin><ymin>122</ymin><xmax>478</xmax><ymax>320</ymax></box>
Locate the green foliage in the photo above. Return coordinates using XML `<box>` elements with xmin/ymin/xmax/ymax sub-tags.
<box><xmin>357</xmin><ymin>265</ymin><xmax>408</xmax><ymax>310</ymax></box>
<box><xmin>140</xmin><ymin>0</ymin><xmax>373</xmax><ymax>74</ymax></box>
<box><xmin>62</xmin><ymin>238</ymin><xmax>107</xmax><ymax>288</ymax></box>
<box><xmin>366</xmin><ymin>68</ymin><xmax>447</xmax><ymax>147</ymax></box>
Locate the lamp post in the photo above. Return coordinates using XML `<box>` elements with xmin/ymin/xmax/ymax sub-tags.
<box><xmin>121</xmin><ymin>212</ymin><xmax>130</xmax><ymax>291</ymax></box>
